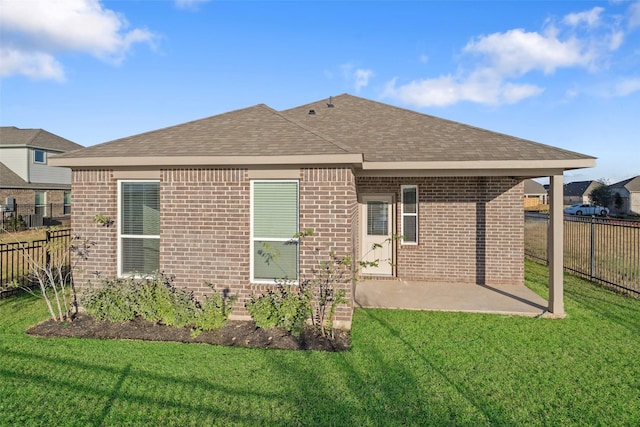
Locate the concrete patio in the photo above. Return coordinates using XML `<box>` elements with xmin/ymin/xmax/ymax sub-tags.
<box><xmin>355</xmin><ymin>279</ymin><xmax>553</xmax><ymax>317</ymax></box>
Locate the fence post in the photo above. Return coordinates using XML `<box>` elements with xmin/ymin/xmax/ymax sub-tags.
<box><xmin>45</xmin><ymin>230</ymin><xmax>51</xmax><ymax>270</ymax></box>
<box><xmin>590</xmin><ymin>216</ymin><xmax>596</xmax><ymax>281</ymax></box>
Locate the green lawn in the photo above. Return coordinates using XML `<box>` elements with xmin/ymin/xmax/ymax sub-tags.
<box><xmin>1</xmin><ymin>260</ymin><xmax>639</xmax><ymax>426</ymax></box>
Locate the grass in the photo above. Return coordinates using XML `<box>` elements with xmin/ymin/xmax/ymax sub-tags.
<box><xmin>1</xmin><ymin>260</ymin><xmax>640</xmax><ymax>426</ymax></box>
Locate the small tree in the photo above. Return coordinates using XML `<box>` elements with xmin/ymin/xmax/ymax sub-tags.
<box><xmin>248</xmin><ymin>229</ymin><xmax>395</xmax><ymax>338</ymax></box>
<box><xmin>3</xmin><ymin>217</ymin><xmax>102</xmax><ymax>321</ymax></box>
<box><xmin>589</xmin><ymin>179</ymin><xmax>613</xmax><ymax>208</ymax></box>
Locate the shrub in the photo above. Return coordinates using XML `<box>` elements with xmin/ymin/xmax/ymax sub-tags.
<box><xmin>81</xmin><ymin>277</ymin><xmax>137</xmax><ymax>323</ymax></box>
<box><xmin>245</xmin><ymin>284</ymin><xmax>312</xmax><ymax>337</ymax></box>
<box><xmin>193</xmin><ymin>284</ymin><xmax>238</xmax><ymax>336</ymax></box>
<box><xmin>81</xmin><ymin>276</ymin><xmax>236</xmax><ymax>333</ymax></box>
<box><xmin>132</xmin><ymin>275</ymin><xmax>198</xmax><ymax>327</ymax></box>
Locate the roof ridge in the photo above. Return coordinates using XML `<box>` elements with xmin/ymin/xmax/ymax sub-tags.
<box><xmin>271</xmin><ymin>107</ymin><xmax>354</xmax><ymax>154</ymax></box>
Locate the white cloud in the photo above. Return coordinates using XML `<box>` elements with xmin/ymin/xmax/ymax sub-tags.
<box><xmin>563</xmin><ymin>7</ymin><xmax>604</xmax><ymax>27</ymax></box>
<box><xmin>384</xmin><ymin>5</ymin><xmax>630</xmax><ymax>108</ymax></box>
<box><xmin>0</xmin><ymin>0</ymin><xmax>155</xmax><ymax>80</ymax></box>
<box><xmin>614</xmin><ymin>77</ymin><xmax>640</xmax><ymax>96</ymax></box>
<box><xmin>463</xmin><ymin>29</ymin><xmax>595</xmax><ymax>75</ymax></box>
<box><xmin>339</xmin><ymin>63</ymin><xmax>374</xmax><ymax>92</ymax></box>
<box><xmin>0</xmin><ymin>49</ymin><xmax>64</xmax><ymax>81</ymax></box>
<box><xmin>354</xmin><ymin>69</ymin><xmax>374</xmax><ymax>92</ymax></box>
<box><xmin>383</xmin><ymin>73</ymin><xmax>543</xmax><ymax>108</ymax></box>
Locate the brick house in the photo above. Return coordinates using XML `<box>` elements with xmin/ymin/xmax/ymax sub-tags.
<box><xmin>0</xmin><ymin>127</ymin><xmax>83</xmax><ymax>225</ymax></box>
<box><xmin>50</xmin><ymin>94</ymin><xmax>595</xmax><ymax>328</ymax></box>
<box><xmin>608</xmin><ymin>176</ymin><xmax>640</xmax><ymax>215</ymax></box>
<box><xmin>562</xmin><ymin>180</ymin><xmax>603</xmax><ymax>205</ymax></box>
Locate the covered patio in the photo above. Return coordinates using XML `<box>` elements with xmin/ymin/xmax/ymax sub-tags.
<box><xmin>354</xmin><ymin>279</ymin><xmax>557</xmax><ymax>318</ymax></box>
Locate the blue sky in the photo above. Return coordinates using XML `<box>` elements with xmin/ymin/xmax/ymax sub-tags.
<box><xmin>1</xmin><ymin>0</ymin><xmax>639</xmax><ymax>184</ymax></box>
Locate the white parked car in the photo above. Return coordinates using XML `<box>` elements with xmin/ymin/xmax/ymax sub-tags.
<box><xmin>563</xmin><ymin>204</ymin><xmax>609</xmax><ymax>216</ymax></box>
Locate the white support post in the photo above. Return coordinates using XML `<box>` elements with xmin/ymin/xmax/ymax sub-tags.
<box><xmin>548</xmin><ymin>174</ymin><xmax>565</xmax><ymax>316</ymax></box>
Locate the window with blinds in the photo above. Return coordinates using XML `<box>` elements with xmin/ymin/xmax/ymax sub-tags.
<box><xmin>401</xmin><ymin>185</ymin><xmax>418</xmax><ymax>244</ymax></box>
<box><xmin>119</xmin><ymin>181</ymin><xmax>160</xmax><ymax>276</ymax></box>
<box><xmin>251</xmin><ymin>180</ymin><xmax>299</xmax><ymax>282</ymax></box>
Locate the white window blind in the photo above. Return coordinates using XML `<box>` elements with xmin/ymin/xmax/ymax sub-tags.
<box><xmin>119</xmin><ymin>181</ymin><xmax>160</xmax><ymax>275</ymax></box>
<box><xmin>252</xmin><ymin>181</ymin><xmax>299</xmax><ymax>282</ymax></box>
<box><xmin>401</xmin><ymin>185</ymin><xmax>418</xmax><ymax>244</ymax></box>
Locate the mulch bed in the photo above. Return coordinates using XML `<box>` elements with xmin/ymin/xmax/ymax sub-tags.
<box><xmin>27</xmin><ymin>314</ymin><xmax>350</xmax><ymax>352</ymax></box>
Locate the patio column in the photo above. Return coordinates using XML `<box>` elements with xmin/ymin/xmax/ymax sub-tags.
<box><xmin>548</xmin><ymin>174</ymin><xmax>564</xmax><ymax>316</ymax></box>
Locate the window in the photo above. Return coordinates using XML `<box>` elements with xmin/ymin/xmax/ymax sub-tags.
<box><xmin>401</xmin><ymin>185</ymin><xmax>418</xmax><ymax>244</ymax></box>
<box><xmin>63</xmin><ymin>191</ymin><xmax>71</xmax><ymax>215</ymax></box>
<box><xmin>118</xmin><ymin>181</ymin><xmax>160</xmax><ymax>276</ymax></box>
<box><xmin>33</xmin><ymin>149</ymin><xmax>46</xmax><ymax>164</ymax></box>
<box><xmin>34</xmin><ymin>191</ymin><xmax>46</xmax><ymax>216</ymax></box>
<box><xmin>251</xmin><ymin>180</ymin><xmax>299</xmax><ymax>283</ymax></box>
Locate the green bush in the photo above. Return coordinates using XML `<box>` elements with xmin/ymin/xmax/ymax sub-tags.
<box><xmin>193</xmin><ymin>283</ymin><xmax>238</xmax><ymax>336</ymax></box>
<box><xmin>81</xmin><ymin>275</ymin><xmax>236</xmax><ymax>333</ymax></box>
<box><xmin>81</xmin><ymin>278</ymin><xmax>137</xmax><ymax>322</ymax></box>
<box><xmin>132</xmin><ymin>275</ymin><xmax>198</xmax><ymax>327</ymax></box>
<box><xmin>245</xmin><ymin>284</ymin><xmax>311</xmax><ymax>337</ymax></box>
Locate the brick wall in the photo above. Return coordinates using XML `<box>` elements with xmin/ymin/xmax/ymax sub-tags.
<box><xmin>356</xmin><ymin>176</ymin><xmax>524</xmax><ymax>286</ymax></box>
<box><xmin>299</xmin><ymin>168</ymin><xmax>357</xmax><ymax>327</ymax></box>
<box><xmin>131</xmin><ymin>167</ymin><xmax>356</xmax><ymax>327</ymax></box>
<box><xmin>71</xmin><ymin>170</ymin><xmax>117</xmax><ymax>287</ymax></box>
<box><xmin>0</xmin><ymin>188</ymin><xmax>69</xmax><ymax>217</ymax></box>
<box><xmin>161</xmin><ymin>168</ymin><xmax>253</xmax><ymax>312</ymax></box>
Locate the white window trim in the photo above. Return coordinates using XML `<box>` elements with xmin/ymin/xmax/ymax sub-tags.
<box><xmin>33</xmin><ymin>149</ymin><xmax>47</xmax><ymax>164</ymax></box>
<box><xmin>250</xmin><ymin>179</ymin><xmax>299</xmax><ymax>284</ymax></box>
<box><xmin>117</xmin><ymin>180</ymin><xmax>160</xmax><ymax>278</ymax></box>
<box><xmin>401</xmin><ymin>185</ymin><xmax>418</xmax><ymax>245</ymax></box>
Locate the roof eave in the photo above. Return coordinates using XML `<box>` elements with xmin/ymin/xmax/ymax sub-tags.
<box><xmin>49</xmin><ymin>154</ymin><xmax>364</xmax><ymax>168</ymax></box>
<box><xmin>358</xmin><ymin>158</ymin><xmax>596</xmax><ymax>177</ymax></box>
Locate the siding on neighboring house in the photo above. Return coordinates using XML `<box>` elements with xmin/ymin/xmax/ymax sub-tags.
<box><xmin>0</xmin><ymin>148</ymin><xmax>27</xmax><ymax>180</ymax></box>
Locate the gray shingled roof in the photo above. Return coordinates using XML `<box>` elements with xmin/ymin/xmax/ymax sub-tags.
<box><xmin>50</xmin><ymin>94</ymin><xmax>595</xmax><ymax>166</ymax></box>
<box><xmin>563</xmin><ymin>180</ymin><xmax>600</xmax><ymax>197</ymax></box>
<box><xmin>524</xmin><ymin>179</ymin><xmax>547</xmax><ymax>195</ymax></box>
<box><xmin>610</xmin><ymin>176</ymin><xmax>640</xmax><ymax>192</ymax></box>
<box><xmin>281</xmin><ymin>94</ymin><xmax>593</xmax><ymax>162</ymax></box>
<box><xmin>52</xmin><ymin>104</ymin><xmax>349</xmax><ymax>158</ymax></box>
<box><xmin>0</xmin><ymin>127</ymin><xmax>83</xmax><ymax>152</ymax></box>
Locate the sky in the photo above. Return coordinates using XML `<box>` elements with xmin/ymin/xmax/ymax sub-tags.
<box><xmin>1</xmin><ymin>0</ymin><xmax>639</xmax><ymax>184</ymax></box>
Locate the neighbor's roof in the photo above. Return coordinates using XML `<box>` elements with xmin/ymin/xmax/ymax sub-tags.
<box><xmin>0</xmin><ymin>162</ymin><xmax>70</xmax><ymax>190</ymax></box>
<box><xmin>524</xmin><ymin>179</ymin><xmax>547</xmax><ymax>195</ymax></box>
<box><xmin>0</xmin><ymin>127</ymin><xmax>83</xmax><ymax>152</ymax></box>
<box><xmin>49</xmin><ymin>94</ymin><xmax>595</xmax><ymax>174</ymax></box>
<box><xmin>610</xmin><ymin>176</ymin><xmax>640</xmax><ymax>192</ymax></box>
<box><xmin>563</xmin><ymin>180</ymin><xmax>601</xmax><ymax>197</ymax></box>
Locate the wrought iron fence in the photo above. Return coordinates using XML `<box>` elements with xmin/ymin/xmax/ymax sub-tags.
<box><xmin>1</xmin><ymin>203</ymin><xmax>70</xmax><ymax>231</ymax></box>
<box><xmin>0</xmin><ymin>228</ymin><xmax>71</xmax><ymax>297</ymax></box>
<box><xmin>525</xmin><ymin>213</ymin><xmax>640</xmax><ymax>296</ymax></box>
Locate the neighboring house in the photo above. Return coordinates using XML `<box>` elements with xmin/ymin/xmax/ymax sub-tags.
<box><xmin>608</xmin><ymin>176</ymin><xmax>640</xmax><ymax>215</ymax></box>
<box><xmin>524</xmin><ymin>179</ymin><xmax>548</xmax><ymax>208</ymax></box>
<box><xmin>50</xmin><ymin>94</ymin><xmax>595</xmax><ymax>327</ymax></box>
<box><xmin>0</xmin><ymin>127</ymin><xmax>83</xmax><ymax>223</ymax></box>
<box><xmin>562</xmin><ymin>180</ymin><xmax>602</xmax><ymax>205</ymax></box>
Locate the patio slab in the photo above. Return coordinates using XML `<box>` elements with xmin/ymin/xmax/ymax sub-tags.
<box><xmin>355</xmin><ymin>279</ymin><xmax>552</xmax><ymax>317</ymax></box>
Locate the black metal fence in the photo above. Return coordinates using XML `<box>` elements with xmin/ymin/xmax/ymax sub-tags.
<box><xmin>1</xmin><ymin>203</ymin><xmax>70</xmax><ymax>231</ymax></box>
<box><xmin>0</xmin><ymin>228</ymin><xmax>72</xmax><ymax>297</ymax></box>
<box><xmin>525</xmin><ymin>213</ymin><xmax>640</xmax><ymax>296</ymax></box>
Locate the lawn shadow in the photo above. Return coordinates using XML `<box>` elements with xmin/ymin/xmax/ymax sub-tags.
<box><xmin>0</xmin><ymin>346</ymin><xmax>312</xmax><ymax>426</ymax></box>
<box><xmin>564</xmin><ymin>280</ymin><xmax>640</xmax><ymax>335</ymax></box>
<box><xmin>355</xmin><ymin>308</ymin><xmax>511</xmax><ymax>425</ymax></box>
